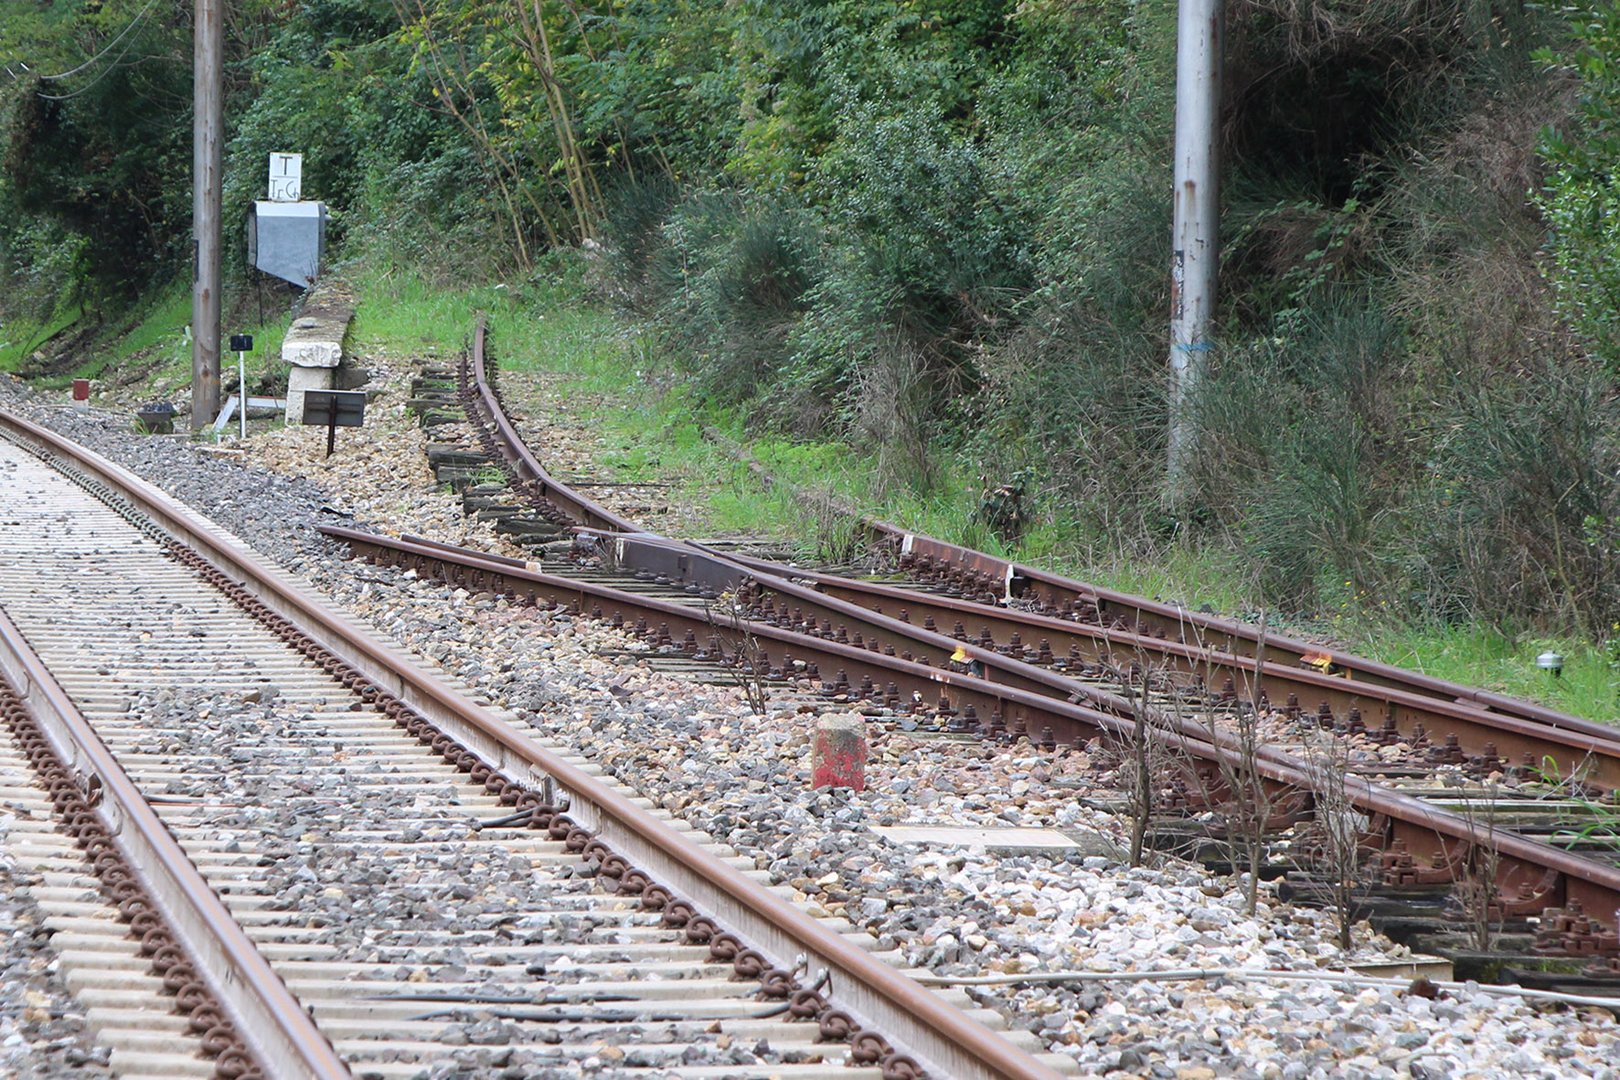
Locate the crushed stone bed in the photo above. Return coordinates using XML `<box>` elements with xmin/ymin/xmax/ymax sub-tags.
<box><xmin>0</xmin><ymin>795</ymin><xmax>116</xmax><ymax>1079</ymax></box>
<box><xmin>4</xmin><ymin>367</ymin><xmax>1618</xmax><ymax>1079</ymax></box>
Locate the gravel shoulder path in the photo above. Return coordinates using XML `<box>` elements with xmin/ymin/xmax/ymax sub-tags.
<box><xmin>3</xmin><ymin>368</ymin><xmax>1617</xmax><ymax>1080</ymax></box>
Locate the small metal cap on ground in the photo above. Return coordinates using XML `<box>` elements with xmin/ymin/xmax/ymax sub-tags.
<box><xmin>135</xmin><ymin>403</ymin><xmax>176</xmax><ymax>434</ymax></box>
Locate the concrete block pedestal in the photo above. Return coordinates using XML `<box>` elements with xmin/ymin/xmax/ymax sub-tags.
<box><xmin>285</xmin><ymin>365</ymin><xmax>334</xmax><ymax>423</ymax></box>
<box><xmin>281</xmin><ymin>292</ymin><xmax>354</xmax><ymax>423</ymax></box>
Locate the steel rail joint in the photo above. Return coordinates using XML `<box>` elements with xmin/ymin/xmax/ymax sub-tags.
<box><xmin>559</xmin><ymin>527</ymin><xmax>1147</xmax><ymax>714</ymax></box>
<box><xmin>0</xmin><ymin>408</ymin><xmax>1065</xmax><ymax>1080</ymax></box>
<box><xmin>0</xmin><ymin>605</ymin><xmax>348</xmax><ymax>1080</ymax></box>
<box><xmin>328</xmin><ymin>526</ymin><xmax>1121</xmax><ymax>740</ymax></box>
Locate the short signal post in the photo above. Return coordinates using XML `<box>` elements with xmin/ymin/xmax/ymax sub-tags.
<box><xmin>229</xmin><ymin>334</ymin><xmax>253</xmax><ymax>439</ymax></box>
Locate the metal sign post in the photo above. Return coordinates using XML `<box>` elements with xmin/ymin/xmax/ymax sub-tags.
<box><xmin>228</xmin><ymin>334</ymin><xmax>253</xmax><ymax>439</ymax></box>
<box><xmin>298</xmin><ymin>389</ymin><xmax>366</xmax><ymax>458</ymax></box>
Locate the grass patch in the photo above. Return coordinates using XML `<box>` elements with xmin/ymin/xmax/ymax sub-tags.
<box><xmin>1350</xmin><ymin>622</ymin><xmax>1618</xmax><ymax>723</ymax></box>
<box><xmin>4</xmin><ymin>279</ymin><xmax>297</xmax><ymax>400</ymax></box>
<box><xmin>349</xmin><ymin>271</ymin><xmax>474</xmax><ymax>355</ymax></box>
<box><xmin>1039</xmin><ymin>539</ymin><xmax>1261</xmax><ymax>619</ymax></box>
<box><xmin>64</xmin><ymin>283</ymin><xmax>195</xmax><ymax>393</ymax></box>
<box><xmin>0</xmin><ymin>308</ymin><xmax>80</xmax><ymax>373</ymax></box>
<box><xmin>96</xmin><ymin>283</ymin><xmax>297</xmax><ymax>397</ymax></box>
<box><xmin>350</xmin><ymin>260</ymin><xmax>625</xmax><ymax>381</ymax></box>
<box><xmin>107</xmin><ymin>286</ymin><xmax>191</xmax><ymax>366</ymax></box>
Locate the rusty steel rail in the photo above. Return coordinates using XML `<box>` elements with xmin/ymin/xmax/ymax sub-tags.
<box><xmin>321</xmin><ymin>524</ymin><xmax>1620</xmax><ymax>926</ymax></box>
<box><xmin>564</xmin><ymin>526</ymin><xmax>1620</xmax><ymax>795</ymax></box>
<box><xmin>327</xmin><ymin>526</ymin><xmax>1124</xmax><ymax>749</ymax></box>
<box><xmin>463</xmin><ymin>318</ymin><xmax>641</xmax><ymax>535</ymax></box>
<box><xmin>715</xmin><ymin>551</ymin><xmax>1620</xmax><ymax>792</ymax></box>
<box><xmin>868</xmin><ymin>528</ymin><xmax>1607</xmax><ymax>735</ymax></box>
<box><xmin>700</xmin><ymin>416</ymin><xmax>1608</xmax><ymax>738</ymax></box>
<box><xmin>405</xmin><ymin>526</ymin><xmax>1145</xmax><ymax>719</ymax></box>
<box><xmin>467</xmin><ymin>319</ymin><xmax>1616</xmax><ymax>772</ymax></box>
<box><xmin>451</xmin><ymin>322</ymin><xmax>1620</xmax><ymax>937</ymax></box>
<box><xmin>0</xmin><ymin>408</ymin><xmax>1070</xmax><ymax>1080</ymax></box>
<box><xmin>0</xmin><ymin>597</ymin><xmax>348</xmax><ymax>1080</ymax></box>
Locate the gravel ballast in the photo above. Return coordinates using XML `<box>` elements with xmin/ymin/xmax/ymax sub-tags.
<box><xmin>0</xmin><ymin>807</ymin><xmax>115</xmax><ymax>1080</ymax></box>
<box><xmin>4</xmin><ymin>368</ymin><xmax>1618</xmax><ymax>1079</ymax></box>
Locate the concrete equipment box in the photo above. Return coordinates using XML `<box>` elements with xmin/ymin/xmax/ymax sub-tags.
<box><xmin>248</xmin><ymin>201</ymin><xmax>327</xmax><ymax>288</ymax></box>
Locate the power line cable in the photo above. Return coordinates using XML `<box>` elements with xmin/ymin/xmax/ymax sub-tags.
<box><xmin>36</xmin><ymin>37</ymin><xmax>147</xmax><ymax>101</ymax></box>
<box><xmin>37</xmin><ymin>0</ymin><xmax>161</xmax><ymax>82</ymax></box>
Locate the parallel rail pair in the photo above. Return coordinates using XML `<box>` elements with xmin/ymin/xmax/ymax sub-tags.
<box><xmin>0</xmin><ymin>406</ymin><xmax>1065</xmax><ymax>1080</ymax></box>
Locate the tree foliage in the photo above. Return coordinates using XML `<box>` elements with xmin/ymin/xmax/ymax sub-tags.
<box><xmin>1538</xmin><ymin>2</ymin><xmax>1620</xmax><ymax>373</ymax></box>
<box><xmin>1</xmin><ymin>0</ymin><xmax>192</xmax><ymax>308</ymax></box>
<box><xmin>2</xmin><ymin>0</ymin><xmax>1614</xmax><ymax>634</ymax></box>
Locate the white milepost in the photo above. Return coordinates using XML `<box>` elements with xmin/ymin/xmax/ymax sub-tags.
<box><xmin>268</xmin><ymin>153</ymin><xmax>303</xmax><ymax>202</ymax></box>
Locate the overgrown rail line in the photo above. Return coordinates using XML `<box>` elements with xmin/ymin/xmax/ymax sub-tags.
<box><xmin>0</xmin><ymin>407</ymin><xmax>1073</xmax><ymax>1079</ymax></box>
<box><xmin>704</xmin><ymin>431</ymin><xmax>1609</xmax><ymax>740</ymax></box>
<box><xmin>400</xmin><ymin>317</ymin><xmax>1620</xmax><ymax>981</ymax></box>
<box><xmin>454</xmin><ymin>317</ymin><xmax>1620</xmax><ymax>776</ymax></box>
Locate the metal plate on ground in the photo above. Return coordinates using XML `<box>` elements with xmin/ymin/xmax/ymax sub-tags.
<box><xmin>872</xmin><ymin>825</ymin><xmax>1117</xmax><ymax>857</ymax></box>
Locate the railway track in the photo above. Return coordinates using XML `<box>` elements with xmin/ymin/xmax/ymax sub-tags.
<box><xmin>0</xmin><ymin>409</ymin><xmax>1076</xmax><ymax>1078</ymax></box>
<box><xmin>449</xmin><ymin>320</ymin><xmax>1620</xmax><ymax>760</ymax></box>
<box><xmin>706</xmin><ymin>420</ymin><xmax>1603</xmax><ymax>736</ymax></box>
<box><xmin>386</xmin><ymin>319</ymin><xmax>1620</xmax><ymax>981</ymax></box>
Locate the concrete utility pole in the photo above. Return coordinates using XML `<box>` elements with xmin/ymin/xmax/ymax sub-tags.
<box><xmin>191</xmin><ymin>0</ymin><xmax>223</xmax><ymax>430</ymax></box>
<box><xmin>1166</xmin><ymin>0</ymin><xmax>1223</xmax><ymax>506</ymax></box>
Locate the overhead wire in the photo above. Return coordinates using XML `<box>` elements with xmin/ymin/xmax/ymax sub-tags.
<box><xmin>33</xmin><ymin>0</ymin><xmax>167</xmax><ymax>102</ymax></box>
<box><xmin>37</xmin><ymin>0</ymin><xmax>162</xmax><ymax>82</ymax></box>
<box><xmin>35</xmin><ymin>47</ymin><xmax>144</xmax><ymax>102</ymax></box>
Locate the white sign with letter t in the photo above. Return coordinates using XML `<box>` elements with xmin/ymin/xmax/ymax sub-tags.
<box><xmin>268</xmin><ymin>153</ymin><xmax>303</xmax><ymax>201</ymax></box>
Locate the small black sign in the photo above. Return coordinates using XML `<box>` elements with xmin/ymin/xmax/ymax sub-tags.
<box><xmin>229</xmin><ymin>334</ymin><xmax>254</xmax><ymax>352</ymax></box>
<box><xmin>300</xmin><ymin>390</ymin><xmax>366</xmax><ymax>428</ymax></box>
<box><xmin>301</xmin><ymin>389</ymin><xmax>367</xmax><ymax>458</ymax></box>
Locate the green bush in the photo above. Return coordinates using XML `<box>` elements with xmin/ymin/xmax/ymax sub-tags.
<box><xmin>1538</xmin><ymin>3</ymin><xmax>1620</xmax><ymax>373</ymax></box>
<box><xmin>644</xmin><ymin>192</ymin><xmax>821</xmax><ymax>404</ymax></box>
<box><xmin>1414</xmin><ymin>360</ymin><xmax>1620</xmax><ymax>630</ymax></box>
<box><xmin>1186</xmin><ymin>301</ymin><xmax>1406</xmax><ymax>611</ymax></box>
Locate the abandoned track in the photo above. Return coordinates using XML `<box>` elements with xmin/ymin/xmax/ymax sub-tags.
<box><xmin>395</xmin><ymin>318</ymin><xmax>1620</xmax><ymax>975</ymax></box>
<box><xmin>0</xmin><ymin>407</ymin><xmax>1075</xmax><ymax>1079</ymax></box>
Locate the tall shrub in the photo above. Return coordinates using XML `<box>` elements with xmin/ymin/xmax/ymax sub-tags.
<box><xmin>1538</xmin><ymin>3</ymin><xmax>1620</xmax><ymax>373</ymax></box>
